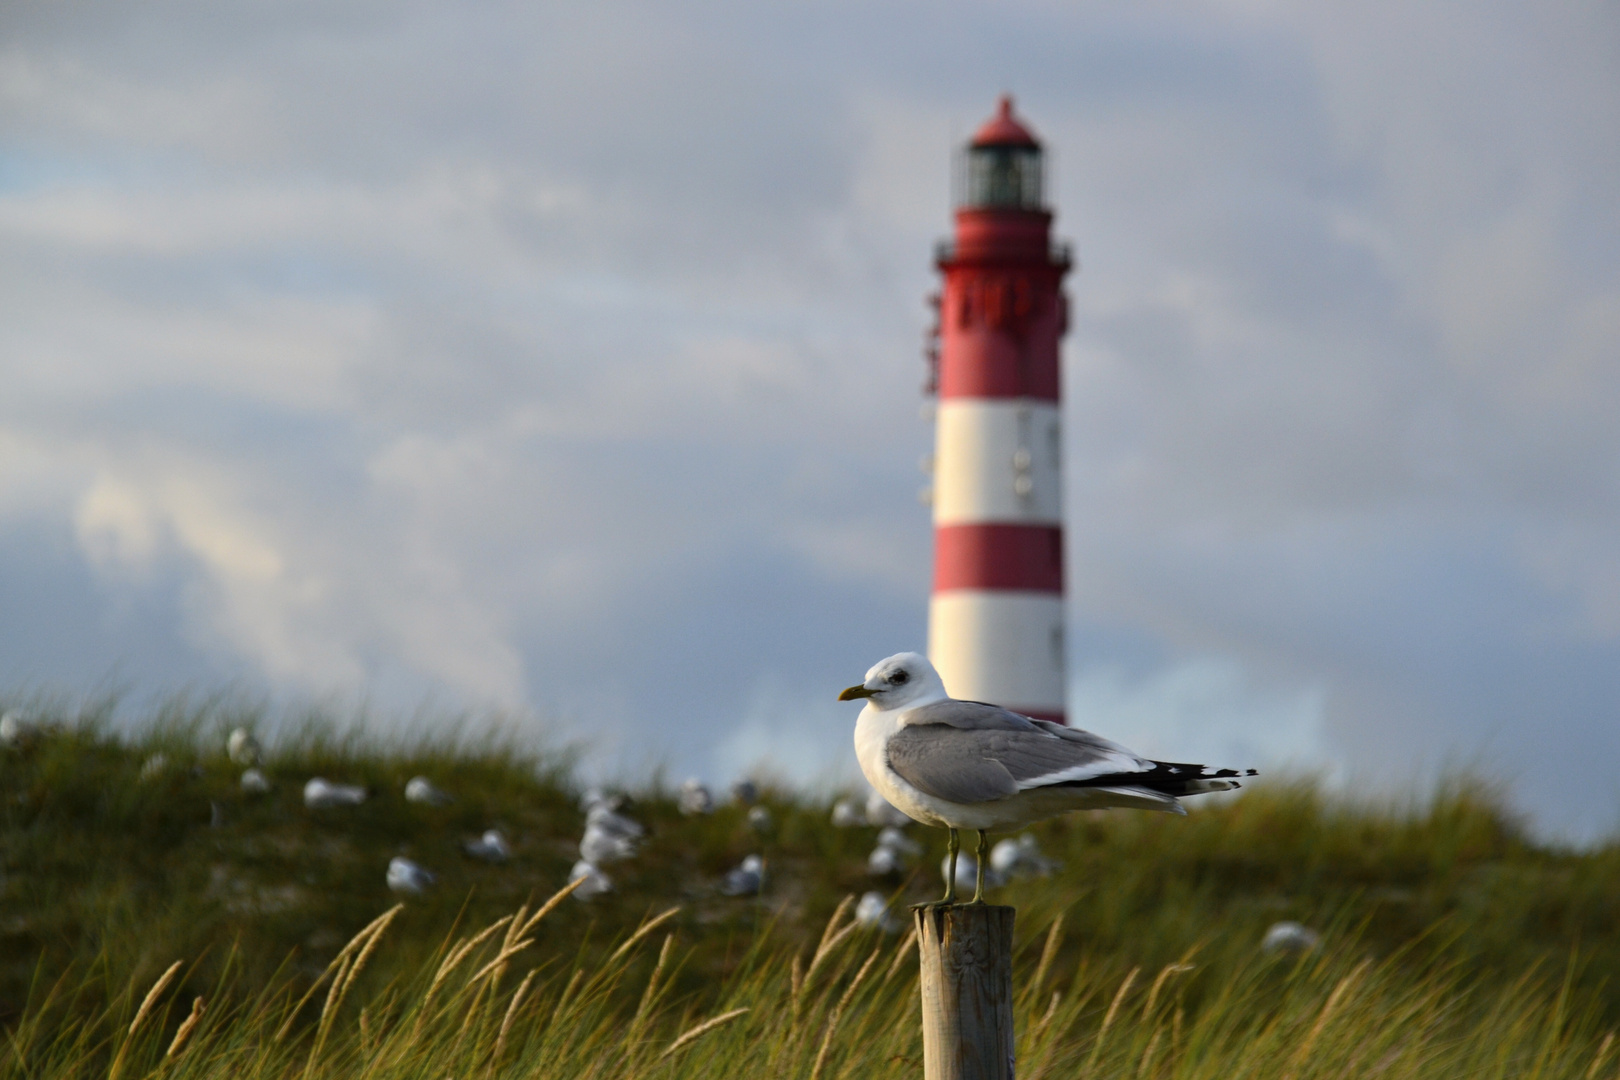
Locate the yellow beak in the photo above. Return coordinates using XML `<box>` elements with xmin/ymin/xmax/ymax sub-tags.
<box><xmin>838</xmin><ymin>684</ymin><xmax>876</xmax><ymax>701</ymax></box>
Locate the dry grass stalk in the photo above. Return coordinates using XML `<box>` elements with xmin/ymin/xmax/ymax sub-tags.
<box><xmin>1029</xmin><ymin>914</ymin><xmax>1064</xmax><ymax>1001</ymax></box>
<box><xmin>316</xmin><ymin>953</ymin><xmax>354</xmax><ymax>1035</ymax></box>
<box><xmin>607</xmin><ymin>906</ymin><xmax>681</xmax><ymax>965</ymax></box>
<box><xmin>275</xmin><ymin>905</ymin><xmax>403</xmax><ymax>1042</ymax></box>
<box><xmin>879</xmin><ymin>927</ymin><xmax>919</xmax><ymax>987</ymax></box>
<box><xmin>492</xmin><ymin>968</ymin><xmax>540</xmax><ymax>1064</ymax></box>
<box><xmin>1135</xmin><ymin>1026</ymin><xmax>1163</xmax><ymax>1080</ymax></box>
<box><xmin>412</xmin><ymin>915</ymin><xmax>517</xmax><ymax>1038</ymax></box>
<box><xmin>517</xmin><ymin>877</ymin><xmax>588</xmax><ymax>938</ymax></box>
<box><xmin>659</xmin><ymin>1007</ymin><xmax>750</xmax><ymax>1060</ymax></box>
<box><xmin>504</xmin><ymin>903</ymin><xmax>530</xmax><ymax>950</ymax></box>
<box><xmin>107</xmin><ymin>959</ymin><xmax>185</xmax><ymax>1080</ymax></box>
<box><xmin>436</xmin><ymin>915</ymin><xmax>515</xmax><ymax>986</ymax></box>
<box><xmin>633</xmin><ymin>934</ymin><xmax>676</xmax><ymax>1027</ymax></box>
<box><xmin>165</xmin><ymin>997</ymin><xmax>206</xmax><ymax>1059</ymax></box>
<box><xmin>468</xmin><ymin>939</ymin><xmax>534</xmax><ymax>986</ymax></box>
<box><xmin>808</xmin><ymin>942</ymin><xmax>882</xmax><ymax>1080</ymax></box>
<box><xmin>1284</xmin><ymin>961</ymin><xmax>1370</xmax><ymax>1080</ymax></box>
<box><xmin>810</xmin><ymin>897</ymin><xmax>855</xmax><ymax>964</ymax></box>
<box><xmin>128</xmin><ymin>960</ymin><xmax>185</xmax><ymax>1038</ymax></box>
<box><xmin>1085</xmin><ymin>966</ymin><xmax>1140</xmax><ymax>1072</ymax></box>
<box><xmin>455</xmin><ymin>978</ymin><xmax>493</xmax><ymax>1039</ymax></box>
<box><xmin>1142</xmin><ymin>962</ymin><xmax>1195</xmax><ymax>1022</ymax></box>
<box><xmin>1587</xmin><ymin>1032</ymin><xmax>1615</xmax><ymax>1080</ymax></box>
<box><xmin>336</xmin><ymin>905</ymin><xmax>402</xmax><ymax>1004</ymax></box>
<box><xmin>1033</xmin><ymin>990</ymin><xmax>1061</xmax><ymax>1036</ymax></box>
<box><xmin>551</xmin><ymin>968</ymin><xmax>585</xmax><ymax>1022</ymax></box>
<box><xmin>805</xmin><ymin>897</ymin><xmax>860</xmax><ymax>991</ymax></box>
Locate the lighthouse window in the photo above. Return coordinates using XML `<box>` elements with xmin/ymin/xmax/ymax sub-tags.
<box><xmin>961</xmin><ymin>145</ymin><xmax>1043</xmax><ymax>210</ymax></box>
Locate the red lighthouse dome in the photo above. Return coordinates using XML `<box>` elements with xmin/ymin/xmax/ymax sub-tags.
<box><xmin>971</xmin><ymin>94</ymin><xmax>1039</xmax><ymax>148</ymax></box>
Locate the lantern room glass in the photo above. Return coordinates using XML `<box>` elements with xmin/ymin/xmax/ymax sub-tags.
<box><xmin>960</xmin><ymin>144</ymin><xmax>1043</xmax><ymax>210</ymax></box>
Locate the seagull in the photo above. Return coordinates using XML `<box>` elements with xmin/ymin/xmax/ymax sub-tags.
<box><xmin>1261</xmin><ymin>921</ymin><xmax>1321</xmax><ymax>953</ymax></box>
<box><xmin>721</xmin><ymin>854</ymin><xmax>765</xmax><ymax>896</ymax></box>
<box><xmin>404</xmin><ymin>776</ymin><xmax>453</xmax><ymax>805</ymax></box>
<box><xmin>0</xmin><ymin>712</ymin><xmax>41</xmax><ymax>748</ymax></box>
<box><xmin>568</xmin><ymin>859</ymin><xmax>613</xmax><ymax>900</ymax></box>
<box><xmin>990</xmin><ymin>833</ymin><xmax>1061</xmax><ymax>880</ymax></box>
<box><xmin>854</xmin><ymin>890</ymin><xmax>902</xmax><ymax>933</ymax></box>
<box><xmin>678</xmin><ymin>779</ymin><xmax>714</xmax><ymax>816</ymax></box>
<box><xmin>304</xmin><ymin>777</ymin><xmax>368</xmax><ymax>809</ymax></box>
<box><xmin>463</xmin><ymin>829</ymin><xmax>511</xmax><ymax>862</ymax></box>
<box><xmin>226</xmin><ymin>728</ymin><xmax>261</xmax><ymax>766</ymax></box>
<box><xmin>387</xmin><ymin>856</ymin><xmax>436</xmax><ymax>894</ymax></box>
<box><xmin>840</xmin><ymin>651</ymin><xmax>1254</xmax><ymax>906</ymax></box>
<box><xmin>830</xmin><ymin>798</ymin><xmax>866</xmax><ymax>828</ymax></box>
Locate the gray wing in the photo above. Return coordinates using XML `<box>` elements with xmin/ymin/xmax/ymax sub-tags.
<box><xmin>888</xmin><ymin>699</ymin><xmax>1253</xmax><ymax>806</ymax></box>
<box><xmin>887</xmin><ymin>700</ymin><xmax>1152</xmax><ymax>804</ymax></box>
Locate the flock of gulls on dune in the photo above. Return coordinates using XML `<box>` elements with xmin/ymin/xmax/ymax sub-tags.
<box><xmin>1</xmin><ymin>659</ymin><xmax>1316</xmax><ymax>952</ymax></box>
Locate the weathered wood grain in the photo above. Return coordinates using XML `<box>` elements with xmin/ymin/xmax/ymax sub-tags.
<box><xmin>915</xmin><ymin>904</ymin><xmax>1016</xmax><ymax>1080</ymax></box>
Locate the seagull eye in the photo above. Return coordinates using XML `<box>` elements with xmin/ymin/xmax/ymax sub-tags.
<box><xmin>890</xmin><ymin>671</ymin><xmax>909</xmax><ymax>685</ymax></box>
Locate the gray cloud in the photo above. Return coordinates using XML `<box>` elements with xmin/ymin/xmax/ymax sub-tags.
<box><xmin>1</xmin><ymin>0</ymin><xmax>1616</xmax><ymax>838</ymax></box>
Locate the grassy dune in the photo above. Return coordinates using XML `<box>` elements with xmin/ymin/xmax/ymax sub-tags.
<box><xmin>3</xmin><ymin>701</ymin><xmax>1619</xmax><ymax>1077</ymax></box>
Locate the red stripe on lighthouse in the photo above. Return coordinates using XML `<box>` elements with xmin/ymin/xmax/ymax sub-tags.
<box><xmin>933</xmin><ymin>523</ymin><xmax>1063</xmax><ymax>593</ymax></box>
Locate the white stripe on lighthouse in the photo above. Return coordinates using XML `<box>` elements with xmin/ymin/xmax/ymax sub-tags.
<box><xmin>933</xmin><ymin>398</ymin><xmax>1061</xmax><ymax>527</ymax></box>
<box><xmin>928</xmin><ymin>590</ymin><xmax>1066</xmax><ymax>715</ymax></box>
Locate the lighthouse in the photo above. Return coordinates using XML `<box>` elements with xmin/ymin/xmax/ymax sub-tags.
<box><xmin>925</xmin><ymin>96</ymin><xmax>1071</xmax><ymax>723</ymax></box>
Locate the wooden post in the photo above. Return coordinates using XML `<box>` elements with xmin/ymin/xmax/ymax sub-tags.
<box><xmin>914</xmin><ymin>905</ymin><xmax>1016</xmax><ymax>1080</ymax></box>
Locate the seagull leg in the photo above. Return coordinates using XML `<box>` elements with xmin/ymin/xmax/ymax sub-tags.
<box><xmin>942</xmin><ymin>828</ymin><xmax>959</xmax><ymax>905</ymax></box>
<box><xmin>970</xmin><ymin>830</ymin><xmax>989</xmax><ymax>904</ymax></box>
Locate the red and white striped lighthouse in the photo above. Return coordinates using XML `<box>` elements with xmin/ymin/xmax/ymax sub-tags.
<box><xmin>925</xmin><ymin>96</ymin><xmax>1071</xmax><ymax>723</ymax></box>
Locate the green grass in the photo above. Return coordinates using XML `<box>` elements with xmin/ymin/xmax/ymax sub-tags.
<box><xmin>3</xmin><ymin>698</ymin><xmax>1620</xmax><ymax>1077</ymax></box>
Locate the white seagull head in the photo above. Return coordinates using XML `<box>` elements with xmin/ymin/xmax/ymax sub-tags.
<box><xmin>838</xmin><ymin>652</ymin><xmax>948</xmax><ymax>712</ymax></box>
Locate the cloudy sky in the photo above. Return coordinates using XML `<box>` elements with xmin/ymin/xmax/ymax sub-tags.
<box><xmin>2</xmin><ymin>1</ymin><xmax>1617</xmax><ymax>839</ymax></box>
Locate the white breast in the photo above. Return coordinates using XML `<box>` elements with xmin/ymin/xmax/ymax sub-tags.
<box><xmin>852</xmin><ymin>705</ymin><xmax>954</xmax><ymax>828</ymax></box>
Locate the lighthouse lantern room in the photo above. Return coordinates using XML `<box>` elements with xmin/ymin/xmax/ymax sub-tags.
<box><xmin>926</xmin><ymin>96</ymin><xmax>1071</xmax><ymax>723</ymax></box>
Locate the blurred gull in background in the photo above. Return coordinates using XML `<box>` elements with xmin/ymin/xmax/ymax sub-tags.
<box><xmin>386</xmin><ymin>856</ymin><xmax>435</xmax><ymax>894</ymax></box>
<box><xmin>304</xmin><ymin>777</ymin><xmax>367</xmax><ymax>808</ymax></box>
<box><xmin>0</xmin><ymin>713</ymin><xmax>39</xmax><ymax>748</ymax></box>
<box><xmin>678</xmin><ymin>778</ymin><xmax>714</xmax><ymax>816</ymax></box>
<box><xmin>730</xmin><ymin>779</ymin><xmax>759</xmax><ymax>806</ymax></box>
<box><xmin>404</xmin><ymin>776</ymin><xmax>453</xmax><ymax>805</ymax></box>
<box><xmin>568</xmin><ymin>860</ymin><xmax>612</xmax><ymax>900</ymax></box>
<box><xmin>586</xmin><ymin>800</ymin><xmax>644</xmax><ymax>839</ymax></box>
<box><xmin>463</xmin><ymin>829</ymin><xmax>510</xmax><ymax>862</ymax></box>
<box><xmin>240</xmin><ymin>768</ymin><xmax>271</xmax><ymax>794</ymax></box>
<box><xmin>580</xmin><ymin>826</ymin><xmax>636</xmax><ymax>865</ymax></box>
<box><xmin>721</xmin><ymin>854</ymin><xmax>765</xmax><ymax>897</ymax></box>
<box><xmin>866</xmin><ymin>791</ymin><xmax>912</xmax><ymax>828</ymax></box>
<box><xmin>831</xmin><ymin>798</ymin><xmax>866</xmax><ymax>828</ymax></box>
<box><xmin>854</xmin><ymin>891</ymin><xmax>902</xmax><ymax>933</ymax></box>
<box><xmin>747</xmin><ymin>805</ymin><xmax>774</xmax><ymax>834</ymax></box>
<box><xmin>867</xmin><ymin>845</ymin><xmax>905</xmax><ymax>877</ymax></box>
<box><xmin>226</xmin><ymin>728</ymin><xmax>261</xmax><ymax>766</ymax></box>
<box><xmin>1262</xmin><ymin>921</ymin><xmax>1321</xmax><ymax>954</ymax></box>
<box><xmin>990</xmin><ymin>834</ymin><xmax>1061</xmax><ymax>881</ymax></box>
<box><xmin>580</xmin><ymin>799</ymin><xmax>644</xmax><ymax>865</ymax></box>
<box><xmin>868</xmin><ymin>825</ymin><xmax>921</xmax><ymax>876</ymax></box>
<box><xmin>942</xmin><ymin>852</ymin><xmax>1003</xmax><ymax>895</ymax></box>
